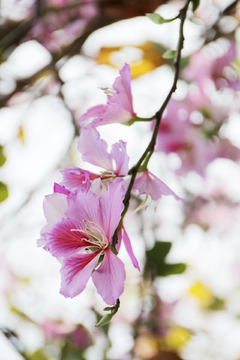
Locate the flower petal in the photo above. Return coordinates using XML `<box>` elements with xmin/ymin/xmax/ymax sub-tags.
<box><xmin>122</xmin><ymin>227</ymin><xmax>140</xmax><ymax>271</ymax></box>
<box><xmin>133</xmin><ymin>171</ymin><xmax>184</xmax><ymax>202</ymax></box>
<box><xmin>78</xmin><ymin>104</ymin><xmax>107</xmax><ymax>127</ymax></box>
<box><xmin>94</xmin><ymin>106</ymin><xmax>133</xmax><ymax>126</ymax></box>
<box><xmin>54</xmin><ymin>183</ymin><xmax>71</xmax><ymax>195</ymax></box>
<box><xmin>78</xmin><ymin>125</ymin><xmax>113</xmax><ymax>171</ymax></box>
<box><xmin>61</xmin><ymin>167</ymin><xmax>97</xmax><ymax>191</ymax></box>
<box><xmin>37</xmin><ymin>192</ymin><xmax>68</xmax><ymax>247</ymax></box>
<box><xmin>111</xmin><ymin>140</ymin><xmax>129</xmax><ymax>176</ymax></box>
<box><xmin>92</xmin><ymin>248</ymin><xmax>126</xmax><ymax>305</ymax></box>
<box><xmin>110</xmin><ymin>63</ymin><xmax>135</xmax><ymax>116</ymax></box>
<box><xmin>100</xmin><ymin>178</ymin><xmax>125</xmax><ymax>240</ymax></box>
<box><xmin>45</xmin><ymin>217</ymin><xmax>91</xmax><ymax>258</ymax></box>
<box><xmin>66</xmin><ymin>188</ymin><xmax>103</xmax><ymax>227</ymax></box>
<box><xmin>60</xmin><ymin>250</ymin><xmax>101</xmax><ymax>298</ymax></box>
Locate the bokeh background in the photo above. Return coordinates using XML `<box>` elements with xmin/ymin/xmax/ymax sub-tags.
<box><xmin>1</xmin><ymin>0</ymin><xmax>240</xmax><ymax>359</ymax></box>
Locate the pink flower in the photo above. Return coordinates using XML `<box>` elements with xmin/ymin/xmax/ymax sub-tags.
<box><xmin>133</xmin><ymin>171</ymin><xmax>184</xmax><ymax>202</ymax></box>
<box><xmin>43</xmin><ymin>178</ymin><xmax>139</xmax><ymax>305</ymax></box>
<box><xmin>78</xmin><ymin>124</ymin><xmax>129</xmax><ymax>176</ymax></box>
<box><xmin>78</xmin><ymin>124</ymin><xmax>183</xmax><ymax>202</ymax></box>
<box><xmin>78</xmin><ymin>64</ymin><xmax>136</xmax><ymax>127</ymax></box>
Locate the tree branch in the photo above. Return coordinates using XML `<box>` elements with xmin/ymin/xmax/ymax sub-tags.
<box><xmin>111</xmin><ymin>0</ymin><xmax>192</xmax><ymax>249</ymax></box>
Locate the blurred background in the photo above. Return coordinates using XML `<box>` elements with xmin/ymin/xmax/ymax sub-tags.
<box><xmin>1</xmin><ymin>0</ymin><xmax>240</xmax><ymax>359</ymax></box>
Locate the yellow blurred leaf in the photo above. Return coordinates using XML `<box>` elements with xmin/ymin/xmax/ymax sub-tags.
<box><xmin>18</xmin><ymin>126</ymin><xmax>25</xmax><ymax>143</ymax></box>
<box><xmin>0</xmin><ymin>182</ymin><xmax>8</xmax><ymax>202</ymax></box>
<box><xmin>96</xmin><ymin>42</ymin><xmax>167</xmax><ymax>78</ymax></box>
<box><xmin>134</xmin><ymin>335</ymin><xmax>158</xmax><ymax>359</ymax></box>
<box><xmin>164</xmin><ymin>326</ymin><xmax>191</xmax><ymax>351</ymax></box>
<box><xmin>188</xmin><ymin>281</ymin><xmax>213</xmax><ymax>307</ymax></box>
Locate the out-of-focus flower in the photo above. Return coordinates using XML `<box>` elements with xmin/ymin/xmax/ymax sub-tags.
<box><xmin>182</xmin><ymin>39</ymin><xmax>240</xmax><ymax>93</ymax></box>
<box><xmin>155</xmin><ymin>99</ymin><xmax>240</xmax><ymax>176</ymax></box>
<box><xmin>29</xmin><ymin>0</ymin><xmax>98</xmax><ymax>53</ymax></box>
<box><xmin>42</xmin><ymin>320</ymin><xmax>93</xmax><ymax>348</ymax></box>
<box><xmin>78</xmin><ymin>64</ymin><xmax>136</xmax><ymax>127</ymax></box>
<box><xmin>42</xmin><ymin>178</ymin><xmax>139</xmax><ymax>305</ymax></box>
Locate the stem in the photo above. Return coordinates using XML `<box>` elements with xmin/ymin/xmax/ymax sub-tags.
<box><xmin>111</xmin><ymin>0</ymin><xmax>191</xmax><ymax>249</ymax></box>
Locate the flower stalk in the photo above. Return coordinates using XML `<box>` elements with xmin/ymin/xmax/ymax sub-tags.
<box><xmin>111</xmin><ymin>0</ymin><xmax>192</xmax><ymax>250</ymax></box>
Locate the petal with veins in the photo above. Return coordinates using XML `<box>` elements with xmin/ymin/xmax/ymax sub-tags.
<box><xmin>92</xmin><ymin>248</ymin><xmax>126</xmax><ymax>305</ymax></box>
<box><xmin>60</xmin><ymin>250</ymin><xmax>101</xmax><ymax>298</ymax></box>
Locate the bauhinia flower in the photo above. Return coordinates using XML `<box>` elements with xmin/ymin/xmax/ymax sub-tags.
<box><xmin>78</xmin><ymin>124</ymin><xmax>183</xmax><ymax>202</ymax></box>
<box><xmin>42</xmin><ymin>178</ymin><xmax>139</xmax><ymax>305</ymax></box>
<box><xmin>78</xmin><ymin>124</ymin><xmax>129</xmax><ymax>177</ymax></box>
<box><xmin>78</xmin><ymin>64</ymin><xmax>136</xmax><ymax>127</ymax></box>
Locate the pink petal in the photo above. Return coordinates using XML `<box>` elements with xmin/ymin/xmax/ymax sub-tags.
<box><xmin>66</xmin><ymin>188</ymin><xmax>103</xmax><ymax>228</ymax></box>
<box><xmin>78</xmin><ymin>125</ymin><xmax>113</xmax><ymax>171</ymax></box>
<box><xmin>110</xmin><ymin>64</ymin><xmax>135</xmax><ymax>116</ymax></box>
<box><xmin>54</xmin><ymin>183</ymin><xmax>71</xmax><ymax>195</ymax></box>
<box><xmin>100</xmin><ymin>178</ymin><xmax>125</xmax><ymax>240</ymax></box>
<box><xmin>92</xmin><ymin>248</ymin><xmax>126</xmax><ymax>305</ymax></box>
<box><xmin>122</xmin><ymin>227</ymin><xmax>140</xmax><ymax>271</ymax></box>
<box><xmin>61</xmin><ymin>167</ymin><xmax>97</xmax><ymax>191</ymax></box>
<box><xmin>60</xmin><ymin>250</ymin><xmax>101</xmax><ymax>298</ymax></box>
<box><xmin>111</xmin><ymin>140</ymin><xmax>129</xmax><ymax>176</ymax></box>
<box><xmin>78</xmin><ymin>104</ymin><xmax>107</xmax><ymax>127</ymax></box>
<box><xmin>94</xmin><ymin>105</ymin><xmax>133</xmax><ymax>126</ymax></box>
<box><xmin>38</xmin><ymin>192</ymin><xmax>68</xmax><ymax>247</ymax></box>
<box><xmin>45</xmin><ymin>217</ymin><xmax>91</xmax><ymax>258</ymax></box>
<box><xmin>134</xmin><ymin>171</ymin><xmax>184</xmax><ymax>202</ymax></box>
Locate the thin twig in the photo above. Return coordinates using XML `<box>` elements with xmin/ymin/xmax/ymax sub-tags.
<box><xmin>112</xmin><ymin>0</ymin><xmax>192</xmax><ymax>249</ymax></box>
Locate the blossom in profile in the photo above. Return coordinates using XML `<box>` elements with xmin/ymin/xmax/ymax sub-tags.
<box><xmin>78</xmin><ymin>124</ymin><xmax>129</xmax><ymax>176</ymax></box>
<box><xmin>43</xmin><ymin>178</ymin><xmax>139</xmax><ymax>305</ymax></box>
<box><xmin>78</xmin><ymin>64</ymin><xmax>136</xmax><ymax>127</ymax></box>
<box><xmin>78</xmin><ymin>124</ymin><xmax>183</xmax><ymax>202</ymax></box>
<box><xmin>133</xmin><ymin>171</ymin><xmax>184</xmax><ymax>202</ymax></box>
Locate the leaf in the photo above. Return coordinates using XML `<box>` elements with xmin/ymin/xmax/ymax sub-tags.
<box><xmin>163</xmin><ymin>50</ymin><xmax>176</xmax><ymax>59</ymax></box>
<box><xmin>0</xmin><ymin>146</ymin><xmax>6</xmax><ymax>167</ymax></box>
<box><xmin>191</xmin><ymin>0</ymin><xmax>200</xmax><ymax>11</ymax></box>
<box><xmin>146</xmin><ymin>13</ymin><xmax>177</xmax><ymax>25</ymax></box>
<box><xmin>145</xmin><ymin>241</ymin><xmax>187</xmax><ymax>278</ymax></box>
<box><xmin>208</xmin><ymin>297</ymin><xmax>225</xmax><ymax>311</ymax></box>
<box><xmin>95</xmin><ymin>313</ymin><xmax>115</xmax><ymax>327</ymax></box>
<box><xmin>31</xmin><ymin>350</ymin><xmax>48</xmax><ymax>360</ymax></box>
<box><xmin>95</xmin><ymin>298</ymin><xmax>120</xmax><ymax>328</ymax></box>
<box><xmin>160</xmin><ymin>263</ymin><xmax>186</xmax><ymax>276</ymax></box>
<box><xmin>0</xmin><ymin>182</ymin><xmax>8</xmax><ymax>202</ymax></box>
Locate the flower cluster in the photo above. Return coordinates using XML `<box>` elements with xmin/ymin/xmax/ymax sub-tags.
<box><xmin>155</xmin><ymin>39</ymin><xmax>240</xmax><ymax>176</ymax></box>
<box><xmin>39</xmin><ymin>64</ymin><xmax>183</xmax><ymax>305</ymax></box>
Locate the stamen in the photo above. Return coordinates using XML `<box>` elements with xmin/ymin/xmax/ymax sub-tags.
<box><xmin>99</xmin><ymin>87</ymin><xmax>115</xmax><ymax>96</ymax></box>
<box><xmin>71</xmin><ymin>221</ymin><xmax>109</xmax><ymax>249</ymax></box>
<box><xmin>133</xmin><ymin>195</ymin><xmax>149</xmax><ymax>214</ymax></box>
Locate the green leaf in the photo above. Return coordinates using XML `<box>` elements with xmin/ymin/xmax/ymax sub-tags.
<box><xmin>146</xmin><ymin>13</ymin><xmax>177</xmax><ymax>25</ymax></box>
<box><xmin>145</xmin><ymin>241</ymin><xmax>186</xmax><ymax>277</ymax></box>
<box><xmin>0</xmin><ymin>182</ymin><xmax>8</xmax><ymax>202</ymax></box>
<box><xmin>160</xmin><ymin>263</ymin><xmax>186</xmax><ymax>276</ymax></box>
<box><xmin>95</xmin><ymin>299</ymin><xmax>120</xmax><ymax>328</ymax></box>
<box><xmin>0</xmin><ymin>145</ymin><xmax>6</xmax><ymax>167</ymax></box>
<box><xmin>191</xmin><ymin>0</ymin><xmax>200</xmax><ymax>11</ymax></box>
<box><xmin>163</xmin><ymin>50</ymin><xmax>176</xmax><ymax>59</ymax></box>
<box><xmin>95</xmin><ymin>313</ymin><xmax>115</xmax><ymax>327</ymax></box>
<box><xmin>208</xmin><ymin>297</ymin><xmax>225</xmax><ymax>311</ymax></box>
<box><xmin>31</xmin><ymin>350</ymin><xmax>49</xmax><ymax>360</ymax></box>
